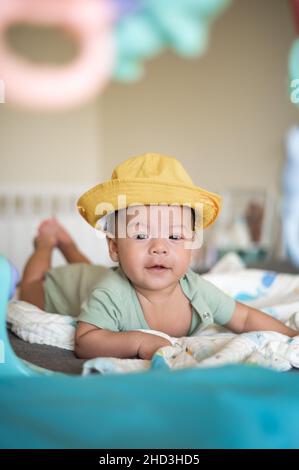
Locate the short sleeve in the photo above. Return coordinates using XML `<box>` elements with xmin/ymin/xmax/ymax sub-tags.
<box><xmin>78</xmin><ymin>288</ymin><xmax>121</xmax><ymax>332</ymax></box>
<box><xmin>199</xmin><ymin>277</ymin><xmax>236</xmax><ymax>325</ymax></box>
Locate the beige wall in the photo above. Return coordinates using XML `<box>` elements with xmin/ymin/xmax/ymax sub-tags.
<box><xmin>1</xmin><ymin>0</ymin><xmax>299</xmax><ymax>194</ymax></box>
<box><xmin>0</xmin><ymin>103</ymin><xmax>101</xmax><ymax>184</ymax></box>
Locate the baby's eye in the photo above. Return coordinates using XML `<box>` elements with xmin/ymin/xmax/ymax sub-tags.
<box><xmin>169</xmin><ymin>234</ymin><xmax>182</xmax><ymax>240</ymax></box>
<box><xmin>133</xmin><ymin>232</ymin><xmax>149</xmax><ymax>240</ymax></box>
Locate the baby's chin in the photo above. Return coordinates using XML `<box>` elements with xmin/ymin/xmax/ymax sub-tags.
<box><xmin>132</xmin><ymin>270</ymin><xmax>179</xmax><ymax>290</ymax></box>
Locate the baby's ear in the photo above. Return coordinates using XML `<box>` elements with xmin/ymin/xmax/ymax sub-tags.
<box><xmin>106</xmin><ymin>236</ymin><xmax>119</xmax><ymax>262</ymax></box>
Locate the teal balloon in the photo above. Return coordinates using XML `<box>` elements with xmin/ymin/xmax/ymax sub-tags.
<box><xmin>154</xmin><ymin>13</ymin><xmax>209</xmax><ymax>56</ymax></box>
<box><xmin>149</xmin><ymin>0</ymin><xmax>230</xmax><ymax>19</ymax></box>
<box><xmin>115</xmin><ymin>15</ymin><xmax>164</xmax><ymax>59</ymax></box>
<box><xmin>175</xmin><ymin>21</ymin><xmax>209</xmax><ymax>57</ymax></box>
<box><xmin>289</xmin><ymin>38</ymin><xmax>299</xmax><ymax>105</ymax></box>
<box><xmin>113</xmin><ymin>13</ymin><xmax>165</xmax><ymax>81</ymax></box>
<box><xmin>113</xmin><ymin>58</ymin><xmax>145</xmax><ymax>82</ymax></box>
<box><xmin>113</xmin><ymin>0</ymin><xmax>232</xmax><ymax>82</ymax></box>
<box><xmin>187</xmin><ymin>0</ymin><xmax>232</xmax><ymax>18</ymax></box>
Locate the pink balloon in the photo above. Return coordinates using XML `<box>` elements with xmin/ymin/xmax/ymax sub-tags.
<box><xmin>0</xmin><ymin>0</ymin><xmax>116</xmax><ymax>110</ymax></box>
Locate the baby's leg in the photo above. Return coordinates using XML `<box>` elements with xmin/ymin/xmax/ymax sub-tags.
<box><xmin>19</xmin><ymin>234</ymin><xmax>56</xmax><ymax>309</ymax></box>
<box><xmin>39</xmin><ymin>218</ymin><xmax>91</xmax><ymax>264</ymax></box>
<box><xmin>20</xmin><ymin>217</ymin><xmax>91</xmax><ymax>308</ymax></box>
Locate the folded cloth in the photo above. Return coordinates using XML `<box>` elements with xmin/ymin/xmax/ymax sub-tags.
<box><xmin>7</xmin><ymin>300</ymin><xmax>76</xmax><ymax>350</ymax></box>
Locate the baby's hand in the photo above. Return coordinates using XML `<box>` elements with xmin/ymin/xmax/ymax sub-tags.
<box><xmin>137</xmin><ymin>333</ymin><xmax>172</xmax><ymax>360</ymax></box>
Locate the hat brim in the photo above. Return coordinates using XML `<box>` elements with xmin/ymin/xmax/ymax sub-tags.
<box><xmin>77</xmin><ymin>178</ymin><xmax>221</xmax><ymax>230</ymax></box>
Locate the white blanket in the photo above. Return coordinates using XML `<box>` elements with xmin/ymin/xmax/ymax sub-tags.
<box><xmin>7</xmin><ymin>301</ymin><xmax>76</xmax><ymax>351</ymax></box>
<box><xmin>7</xmin><ymin>253</ymin><xmax>299</xmax><ymax>373</ymax></box>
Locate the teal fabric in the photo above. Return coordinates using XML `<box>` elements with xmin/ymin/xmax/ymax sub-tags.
<box><xmin>1</xmin><ymin>365</ymin><xmax>299</xmax><ymax>449</ymax></box>
<box><xmin>0</xmin><ymin>256</ymin><xmax>33</xmax><ymax>377</ymax></box>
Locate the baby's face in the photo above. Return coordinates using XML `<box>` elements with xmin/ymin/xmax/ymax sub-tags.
<box><xmin>107</xmin><ymin>205</ymin><xmax>195</xmax><ymax>291</ymax></box>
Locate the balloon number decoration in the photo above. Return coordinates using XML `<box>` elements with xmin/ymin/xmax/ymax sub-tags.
<box><xmin>0</xmin><ymin>0</ymin><xmax>231</xmax><ymax>110</ymax></box>
<box><xmin>283</xmin><ymin>127</ymin><xmax>299</xmax><ymax>268</ymax></box>
<box><xmin>289</xmin><ymin>0</ymin><xmax>299</xmax><ymax>104</ymax></box>
<box><xmin>0</xmin><ymin>0</ymin><xmax>116</xmax><ymax>110</ymax></box>
<box><xmin>286</xmin><ymin>2</ymin><xmax>299</xmax><ymax>267</ymax></box>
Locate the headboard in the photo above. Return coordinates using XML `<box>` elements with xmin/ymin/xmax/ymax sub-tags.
<box><xmin>0</xmin><ymin>184</ymin><xmax>114</xmax><ymax>273</ymax></box>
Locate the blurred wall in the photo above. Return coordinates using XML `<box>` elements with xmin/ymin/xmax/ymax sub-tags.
<box><xmin>0</xmin><ymin>0</ymin><xmax>299</xmax><ymax>194</ymax></box>
<box><xmin>0</xmin><ymin>103</ymin><xmax>101</xmax><ymax>184</ymax></box>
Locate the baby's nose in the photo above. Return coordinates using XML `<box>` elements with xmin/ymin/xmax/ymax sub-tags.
<box><xmin>149</xmin><ymin>239</ymin><xmax>168</xmax><ymax>255</ymax></box>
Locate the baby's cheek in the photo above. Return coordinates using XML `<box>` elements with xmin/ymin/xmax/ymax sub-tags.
<box><xmin>176</xmin><ymin>249</ymin><xmax>192</xmax><ymax>271</ymax></box>
<box><xmin>120</xmin><ymin>248</ymin><xmax>144</xmax><ymax>275</ymax></box>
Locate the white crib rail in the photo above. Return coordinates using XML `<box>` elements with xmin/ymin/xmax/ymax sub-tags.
<box><xmin>0</xmin><ymin>184</ymin><xmax>114</xmax><ymax>274</ymax></box>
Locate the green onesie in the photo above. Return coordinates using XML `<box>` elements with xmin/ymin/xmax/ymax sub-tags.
<box><xmin>44</xmin><ymin>263</ymin><xmax>236</xmax><ymax>336</ymax></box>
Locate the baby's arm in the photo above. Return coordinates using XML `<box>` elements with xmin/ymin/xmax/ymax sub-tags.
<box><xmin>75</xmin><ymin>321</ymin><xmax>171</xmax><ymax>359</ymax></box>
<box><xmin>225</xmin><ymin>301</ymin><xmax>298</xmax><ymax>337</ymax></box>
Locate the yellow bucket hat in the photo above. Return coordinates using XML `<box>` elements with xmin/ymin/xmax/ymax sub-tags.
<box><xmin>77</xmin><ymin>152</ymin><xmax>221</xmax><ymax>230</ymax></box>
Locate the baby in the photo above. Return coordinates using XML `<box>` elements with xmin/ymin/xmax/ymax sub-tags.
<box><xmin>19</xmin><ymin>153</ymin><xmax>298</xmax><ymax>360</ymax></box>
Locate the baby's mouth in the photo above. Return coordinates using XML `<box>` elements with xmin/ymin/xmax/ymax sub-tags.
<box><xmin>146</xmin><ymin>264</ymin><xmax>170</xmax><ymax>271</ymax></box>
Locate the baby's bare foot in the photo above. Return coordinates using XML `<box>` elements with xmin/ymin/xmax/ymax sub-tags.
<box><xmin>55</xmin><ymin>220</ymin><xmax>74</xmax><ymax>247</ymax></box>
<box><xmin>38</xmin><ymin>217</ymin><xmax>59</xmax><ymax>237</ymax></box>
<box><xmin>33</xmin><ymin>233</ymin><xmax>57</xmax><ymax>251</ymax></box>
<box><xmin>35</xmin><ymin>217</ymin><xmax>58</xmax><ymax>250</ymax></box>
<box><xmin>38</xmin><ymin>217</ymin><xmax>74</xmax><ymax>247</ymax></box>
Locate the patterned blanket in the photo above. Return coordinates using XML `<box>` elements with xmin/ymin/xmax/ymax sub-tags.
<box><xmin>7</xmin><ymin>254</ymin><xmax>299</xmax><ymax>374</ymax></box>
